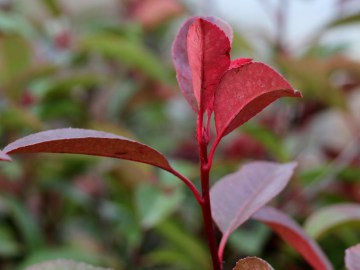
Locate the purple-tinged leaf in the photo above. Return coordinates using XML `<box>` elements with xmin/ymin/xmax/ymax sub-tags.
<box><xmin>210</xmin><ymin>161</ymin><xmax>297</xmax><ymax>253</ymax></box>
<box><xmin>345</xmin><ymin>244</ymin><xmax>360</xmax><ymax>270</ymax></box>
<box><xmin>253</xmin><ymin>207</ymin><xmax>333</xmax><ymax>270</ymax></box>
<box><xmin>172</xmin><ymin>17</ymin><xmax>198</xmax><ymax>111</ymax></box>
<box><xmin>205</xmin><ymin>16</ymin><xmax>233</xmax><ymax>44</ymax></box>
<box><xmin>0</xmin><ymin>151</ymin><xmax>11</xmax><ymax>162</ymax></box>
<box><xmin>214</xmin><ymin>62</ymin><xmax>302</xmax><ymax>138</ymax></box>
<box><xmin>187</xmin><ymin>18</ymin><xmax>230</xmax><ymax>112</ymax></box>
<box><xmin>233</xmin><ymin>257</ymin><xmax>274</xmax><ymax>270</ymax></box>
<box><xmin>2</xmin><ymin>128</ymin><xmax>173</xmax><ymax>171</ymax></box>
<box><xmin>26</xmin><ymin>259</ymin><xmax>112</xmax><ymax>270</ymax></box>
<box><xmin>172</xmin><ymin>16</ymin><xmax>231</xmax><ymax>112</ymax></box>
<box><xmin>304</xmin><ymin>204</ymin><xmax>360</xmax><ymax>239</ymax></box>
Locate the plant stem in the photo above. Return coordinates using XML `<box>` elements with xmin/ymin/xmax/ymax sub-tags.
<box><xmin>198</xmin><ymin>114</ymin><xmax>222</xmax><ymax>270</ymax></box>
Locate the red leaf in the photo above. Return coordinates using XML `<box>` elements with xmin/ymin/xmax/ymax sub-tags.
<box><xmin>210</xmin><ymin>161</ymin><xmax>297</xmax><ymax>255</ymax></box>
<box><xmin>172</xmin><ymin>17</ymin><xmax>199</xmax><ymax>111</ymax></box>
<box><xmin>187</xmin><ymin>18</ymin><xmax>230</xmax><ymax>112</ymax></box>
<box><xmin>1</xmin><ymin>128</ymin><xmax>173</xmax><ymax>171</ymax></box>
<box><xmin>0</xmin><ymin>151</ymin><xmax>11</xmax><ymax>162</ymax></box>
<box><xmin>229</xmin><ymin>58</ymin><xmax>252</xmax><ymax>69</ymax></box>
<box><xmin>214</xmin><ymin>62</ymin><xmax>301</xmax><ymax>138</ymax></box>
<box><xmin>233</xmin><ymin>257</ymin><xmax>274</xmax><ymax>270</ymax></box>
<box><xmin>172</xmin><ymin>16</ymin><xmax>231</xmax><ymax>112</ymax></box>
<box><xmin>253</xmin><ymin>207</ymin><xmax>333</xmax><ymax>270</ymax></box>
<box><xmin>345</xmin><ymin>244</ymin><xmax>360</xmax><ymax>270</ymax></box>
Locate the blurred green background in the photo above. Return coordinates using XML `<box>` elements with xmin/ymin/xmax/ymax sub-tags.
<box><xmin>0</xmin><ymin>0</ymin><xmax>360</xmax><ymax>269</ymax></box>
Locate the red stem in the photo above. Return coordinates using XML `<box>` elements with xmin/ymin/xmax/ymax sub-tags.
<box><xmin>197</xmin><ymin>114</ymin><xmax>222</xmax><ymax>270</ymax></box>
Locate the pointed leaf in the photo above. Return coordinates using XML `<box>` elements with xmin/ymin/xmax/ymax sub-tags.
<box><xmin>229</xmin><ymin>58</ymin><xmax>252</xmax><ymax>69</ymax></box>
<box><xmin>187</xmin><ymin>18</ymin><xmax>230</xmax><ymax>112</ymax></box>
<box><xmin>253</xmin><ymin>207</ymin><xmax>333</xmax><ymax>270</ymax></box>
<box><xmin>345</xmin><ymin>244</ymin><xmax>360</xmax><ymax>270</ymax></box>
<box><xmin>26</xmin><ymin>259</ymin><xmax>112</xmax><ymax>270</ymax></box>
<box><xmin>233</xmin><ymin>257</ymin><xmax>274</xmax><ymax>270</ymax></box>
<box><xmin>1</xmin><ymin>128</ymin><xmax>173</xmax><ymax>171</ymax></box>
<box><xmin>172</xmin><ymin>17</ymin><xmax>231</xmax><ymax>112</ymax></box>
<box><xmin>210</xmin><ymin>161</ymin><xmax>297</xmax><ymax>249</ymax></box>
<box><xmin>0</xmin><ymin>151</ymin><xmax>11</xmax><ymax>162</ymax></box>
<box><xmin>214</xmin><ymin>62</ymin><xmax>301</xmax><ymax>138</ymax></box>
<box><xmin>304</xmin><ymin>204</ymin><xmax>360</xmax><ymax>239</ymax></box>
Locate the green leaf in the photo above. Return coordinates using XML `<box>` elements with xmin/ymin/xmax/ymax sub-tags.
<box><xmin>2</xmin><ymin>196</ymin><xmax>43</xmax><ymax>252</ymax></box>
<box><xmin>328</xmin><ymin>12</ymin><xmax>360</xmax><ymax>28</ymax></box>
<box><xmin>82</xmin><ymin>34</ymin><xmax>171</xmax><ymax>84</ymax></box>
<box><xmin>26</xmin><ymin>259</ymin><xmax>112</xmax><ymax>270</ymax></box>
<box><xmin>0</xmin><ymin>35</ymin><xmax>31</xmax><ymax>83</ymax></box>
<box><xmin>0</xmin><ymin>224</ymin><xmax>21</xmax><ymax>257</ymax></box>
<box><xmin>155</xmin><ymin>220</ymin><xmax>211</xmax><ymax>269</ymax></box>
<box><xmin>304</xmin><ymin>203</ymin><xmax>360</xmax><ymax>239</ymax></box>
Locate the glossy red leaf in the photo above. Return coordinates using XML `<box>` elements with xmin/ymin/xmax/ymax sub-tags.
<box><xmin>210</xmin><ymin>161</ymin><xmax>297</xmax><ymax>254</ymax></box>
<box><xmin>233</xmin><ymin>257</ymin><xmax>274</xmax><ymax>270</ymax></box>
<box><xmin>253</xmin><ymin>207</ymin><xmax>333</xmax><ymax>270</ymax></box>
<box><xmin>187</xmin><ymin>18</ymin><xmax>230</xmax><ymax>112</ymax></box>
<box><xmin>1</xmin><ymin>128</ymin><xmax>173</xmax><ymax>171</ymax></box>
<box><xmin>214</xmin><ymin>62</ymin><xmax>301</xmax><ymax>138</ymax></box>
<box><xmin>345</xmin><ymin>244</ymin><xmax>360</xmax><ymax>270</ymax></box>
<box><xmin>172</xmin><ymin>16</ymin><xmax>231</xmax><ymax>112</ymax></box>
<box><xmin>304</xmin><ymin>203</ymin><xmax>360</xmax><ymax>239</ymax></box>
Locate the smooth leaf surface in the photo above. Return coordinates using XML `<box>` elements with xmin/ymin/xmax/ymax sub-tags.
<box><xmin>26</xmin><ymin>259</ymin><xmax>111</xmax><ymax>270</ymax></box>
<box><xmin>172</xmin><ymin>16</ymin><xmax>231</xmax><ymax>112</ymax></box>
<box><xmin>214</xmin><ymin>62</ymin><xmax>301</xmax><ymax>138</ymax></box>
<box><xmin>210</xmin><ymin>161</ymin><xmax>297</xmax><ymax>249</ymax></box>
<box><xmin>345</xmin><ymin>244</ymin><xmax>360</xmax><ymax>270</ymax></box>
<box><xmin>232</xmin><ymin>257</ymin><xmax>273</xmax><ymax>270</ymax></box>
<box><xmin>253</xmin><ymin>207</ymin><xmax>333</xmax><ymax>270</ymax></box>
<box><xmin>304</xmin><ymin>203</ymin><xmax>360</xmax><ymax>239</ymax></box>
<box><xmin>0</xmin><ymin>151</ymin><xmax>11</xmax><ymax>162</ymax></box>
<box><xmin>1</xmin><ymin>128</ymin><xmax>173</xmax><ymax>171</ymax></box>
<box><xmin>187</xmin><ymin>18</ymin><xmax>230</xmax><ymax>112</ymax></box>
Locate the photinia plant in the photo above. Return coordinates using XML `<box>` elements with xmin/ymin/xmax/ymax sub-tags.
<box><xmin>0</xmin><ymin>17</ymin><xmax>334</xmax><ymax>269</ymax></box>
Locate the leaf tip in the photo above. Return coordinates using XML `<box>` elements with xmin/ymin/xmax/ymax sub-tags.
<box><xmin>0</xmin><ymin>151</ymin><xmax>12</xmax><ymax>162</ymax></box>
<box><xmin>293</xmin><ymin>89</ymin><xmax>303</xmax><ymax>98</ymax></box>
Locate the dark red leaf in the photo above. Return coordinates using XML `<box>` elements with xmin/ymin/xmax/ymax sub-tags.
<box><xmin>1</xmin><ymin>128</ymin><xmax>173</xmax><ymax>171</ymax></box>
<box><xmin>172</xmin><ymin>16</ymin><xmax>231</xmax><ymax>112</ymax></box>
<box><xmin>214</xmin><ymin>62</ymin><xmax>302</xmax><ymax>138</ymax></box>
<box><xmin>210</xmin><ymin>161</ymin><xmax>297</xmax><ymax>254</ymax></box>
<box><xmin>345</xmin><ymin>244</ymin><xmax>360</xmax><ymax>270</ymax></box>
<box><xmin>233</xmin><ymin>257</ymin><xmax>274</xmax><ymax>270</ymax></box>
<box><xmin>187</xmin><ymin>18</ymin><xmax>230</xmax><ymax>112</ymax></box>
<box><xmin>253</xmin><ymin>207</ymin><xmax>333</xmax><ymax>270</ymax></box>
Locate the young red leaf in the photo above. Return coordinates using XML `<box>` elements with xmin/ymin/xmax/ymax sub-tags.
<box><xmin>304</xmin><ymin>203</ymin><xmax>360</xmax><ymax>239</ymax></box>
<box><xmin>233</xmin><ymin>257</ymin><xmax>274</xmax><ymax>270</ymax></box>
<box><xmin>345</xmin><ymin>244</ymin><xmax>360</xmax><ymax>270</ymax></box>
<box><xmin>172</xmin><ymin>16</ymin><xmax>231</xmax><ymax>112</ymax></box>
<box><xmin>214</xmin><ymin>62</ymin><xmax>302</xmax><ymax>138</ymax></box>
<box><xmin>187</xmin><ymin>18</ymin><xmax>230</xmax><ymax>112</ymax></box>
<box><xmin>172</xmin><ymin>17</ymin><xmax>198</xmax><ymax>111</ymax></box>
<box><xmin>0</xmin><ymin>151</ymin><xmax>11</xmax><ymax>162</ymax></box>
<box><xmin>253</xmin><ymin>207</ymin><xmax>333</xmax><ymax>270</ymax></box>
<box><xmin>210</xmin><ymin>161</ymin><xmax>297</xmax><ymax>256</ymax></box>
<box><xmin>1</xmin><ymin>128</ymin><xmax>173</xmax><ymax>171</ymax></box>
<box><xmin>229</xmin><ymin>58</ymin><xmax>252</xmax><ymax>69</ymax></box>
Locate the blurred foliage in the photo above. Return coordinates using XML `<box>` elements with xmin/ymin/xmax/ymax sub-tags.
<box><xmin>0</xmin><ymin>0</ymin><xmax>360</xmax><ymax>269</ymax></box>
